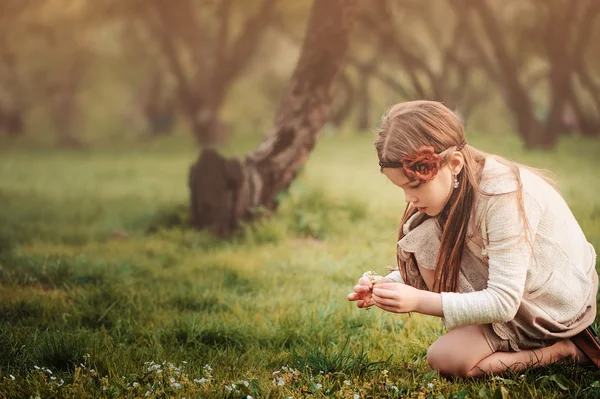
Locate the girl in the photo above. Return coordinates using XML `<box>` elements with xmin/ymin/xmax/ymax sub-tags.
<box><xmin>347</xmin><ymin>100</ymin><xmax>599</xmax><ymax>378</ymax></box>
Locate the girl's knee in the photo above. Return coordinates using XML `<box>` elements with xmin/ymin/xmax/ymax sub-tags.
<box><xmin>427</xmin><ymin>340</ymin><xmax>473</xmax><ymax>378</ymax></box>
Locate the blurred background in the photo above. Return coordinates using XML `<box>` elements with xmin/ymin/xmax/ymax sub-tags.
<box><xmin>2</xmin><ymin>1</ymin><xmax>600</xmax><ymax>397</ymax></box>
<box><xmin>1</xmin><ymin>0</ymin><xmax>599</xmax><ymax>149</ymax></box>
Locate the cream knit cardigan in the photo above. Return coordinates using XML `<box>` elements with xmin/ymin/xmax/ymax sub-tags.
<box><xmin>387</xmin><ymin>157</ymin><xmax>597</xmax><ymax>330</ymax></box>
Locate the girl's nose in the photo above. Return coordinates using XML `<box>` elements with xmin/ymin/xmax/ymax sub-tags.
<box><xmin>405</xmin><ymin>194</ymin><xmax>417</xmax><ymax>204</ymax></box>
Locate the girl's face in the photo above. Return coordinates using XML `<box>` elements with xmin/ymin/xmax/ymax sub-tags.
<box><xmin>382</xmin><ymin>155</ymin><xmax>462</xmax><ymax>217</ymax></box>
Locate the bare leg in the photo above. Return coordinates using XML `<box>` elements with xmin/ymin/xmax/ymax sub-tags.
<box><xmin>427</xmin><ymin>325</ymin><xmax>582</xmax><ymax>378</ymax></box>
<box><xmin>467</xmin><ymin>338</ymin><xmax>580</xmax><ymax>377</ymax></box>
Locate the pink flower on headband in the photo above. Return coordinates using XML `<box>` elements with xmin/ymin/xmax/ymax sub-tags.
<box><xmin>400</xmin><ymin>146</ymin><xmax>442</xmax><ymax>183</ymax></box>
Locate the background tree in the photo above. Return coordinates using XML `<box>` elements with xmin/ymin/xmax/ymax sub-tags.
<box><xmin>136</xmin><ymin>0</ymin><xmax>280</xmax><ymax>146</ymax></box>
<box><xmin>450</xmin><ymin>0</ymin><xmax>600</xmax><ymax>148</ymax></box>
<box><xmin>188</xmin><ymin>0</ymin><xmax>360</xmax><ymax>235</ymax></box>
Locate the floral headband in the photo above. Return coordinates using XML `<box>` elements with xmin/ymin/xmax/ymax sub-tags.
<box><xmin>379</xmin><ymin>140</ymin><xmax>466</xmax><ymax>183</ymax></box>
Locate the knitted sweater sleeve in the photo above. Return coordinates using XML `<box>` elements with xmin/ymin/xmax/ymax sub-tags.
<box><xmin>440</xmin><ymin>190</ymin><xmax>543</xmax><ymax>330</ymax></box>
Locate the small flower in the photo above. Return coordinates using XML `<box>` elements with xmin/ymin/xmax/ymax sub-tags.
<box><xmin>170</xmin><ymin>377</ymin><xmax>176</xmax><ymax>383</ymax></box>
<box><xmin>172</xmin><ymin>383</ymin><xmax>181</xmax><ymax>389</ymax></box>
<box><xmin>427</xmin><ymin>383</ymin><xmax>434</xmax><ymax>388</ymax></box>
<box><xmin>51</xmin><ymin>376</ymin><xmax>56</xmax><ymax>380</ymax></box>
<box><xmin>145</xmin><ymin>391</ymin><xmax>151</xmax><ymax>397</ymax></box>
<box><xmin>316</xmin><ymin>383</ymin><xmax>322</xmax><ymax>389</ymax></box>
<box><xmin>9</xmin><ymin>375</ymin><xmax>15</xmax><ymax>381</ymax></box>
<box><xmin>243</xmin><ymin>380</ymin><xmax>250</xmax><ymax>387</ymax></box>
<box><xmin>353</xmin><ymin>394</ymin><xmax>360</xmax><ymax>399</ymax></box>
<box><xmin>45</xmin><ymin>369</ymin><xmax>53</xmax><ymax>375</ymax></box>
<box><xmin>132</xmin><ymin>382</ymin><xmax>139</xmax><ymax>388</ymax></box>
<box><xmin>343</xmin><ymin>380</ymin><xmax>351</xmax><ymax>386</ymax></box>
<box><xmin>277</xmin><ymin>377</ymin><xmax>285</xmax><ymax>386</ymax></box>
<box><xmin>34</xmin><ymin>366</ymin><xmax>40</xmax><ymax>370</ymax></box>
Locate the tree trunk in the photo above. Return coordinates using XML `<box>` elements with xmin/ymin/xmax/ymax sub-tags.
<box><xmin>188</xmin><ymin>0</ymin><xmax>360</xmax><ymax>236</ymax></box>
<box><xmin>357</xmin><ymin>65</ymin><xmax>372</xmax><ymax>132</ymax></box>
<box><xmin>329</xmin><ymin>72</ymin><xmax>355</xmax><ymax>128</ymax></box>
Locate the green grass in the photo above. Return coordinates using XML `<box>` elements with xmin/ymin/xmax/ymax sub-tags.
<box><xmin>1</xmin><ymin>132</ymin><xmax>600</xmax><ymax>398</ymax></box>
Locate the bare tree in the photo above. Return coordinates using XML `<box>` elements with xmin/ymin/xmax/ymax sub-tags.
<box><xmin>188</xmin><ymin>0</ymin><xmax>360</xmax><ymax>236</ymax></box>
<box><xmin>357</xmin><ymin>0</ymin><xmax>490</xmax><ymax>123</ymax></box>
<box><xmin>139</xmin><ymin>0</ymin><xmax>279</xmax><ymax>146</ymax></box>
<box><xmin>451</xmin><ymin>0</ymin><xmax>600</xmax><ymax>148</ymax></box>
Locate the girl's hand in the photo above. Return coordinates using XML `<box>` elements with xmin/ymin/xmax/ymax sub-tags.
<box><xmin>347</xmin><ymin>276</ymin><xmax>392</xmax><ymax>308</ymax></box>
<box><xmin>371</xmin><ymin>283</ymin><xmax>421</xmax><ymax>313</ymax></box>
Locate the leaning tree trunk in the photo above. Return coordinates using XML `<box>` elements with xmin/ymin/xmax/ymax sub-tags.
<box><xmin>188</xmin><ymin>0</ymin><xmax>360</xmax><ymax>236</ymax></box>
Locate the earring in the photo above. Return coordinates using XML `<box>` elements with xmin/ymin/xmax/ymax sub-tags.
<box><xmin>453</xmin><ymin>174</ymin><xmax>459</xmax><ymax>189</ymax></box>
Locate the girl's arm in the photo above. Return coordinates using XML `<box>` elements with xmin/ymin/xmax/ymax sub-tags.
<box><xmin>370</xmin><ymin>283</ymin><xmax>443</xmax><ymax>317</ymax></box>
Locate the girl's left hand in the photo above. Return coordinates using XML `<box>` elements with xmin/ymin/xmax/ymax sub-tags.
<box><xmin>371</xmin><ymin>283</ymin><xmax>420</xmax><ymax>313</ymax></box>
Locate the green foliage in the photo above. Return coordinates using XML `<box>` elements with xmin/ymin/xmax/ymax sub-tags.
<box><xmin>290</xmin><ymin>339</ymin><xmax>389</xmax><ymax>376</ymax></box>
<box><xmin>278</xmin><ymin>180</ymin><xmax>368</xmax><ymax>240</ymax></box>
<box><xmin>1</xmin><ymin>134</ymin><xmax>600</xmax><ymax>397</ymax></box>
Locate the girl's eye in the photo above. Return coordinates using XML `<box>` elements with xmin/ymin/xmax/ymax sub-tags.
<box><xmin>409</xmin><ymin>183</ymin><xmax>421</xmax><ymax>189</ymax></box>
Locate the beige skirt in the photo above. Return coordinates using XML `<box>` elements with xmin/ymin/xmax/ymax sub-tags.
<box><xmin>400</xmin><ymin>216</ymin><xmax>598</xmax><ymax>352</ymax></box>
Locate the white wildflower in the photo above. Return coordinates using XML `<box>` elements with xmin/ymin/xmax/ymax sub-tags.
<box><xmin>427</xmin><ymin>383</ymin><xmax>434</xmax><ymax>388</ymax></box>
<box><xmin>34</xmin><ymin>366</ymin><xmax>40</xmax><ymax>370</ymax></box>
<box><xmin>344</xmin><ymin>380</ymin><xmax>351</xmax><ymax>386</ymax></box>
<box><xmin>51</xmin><ymin>376</ymin><xmax>56</xmax><ymax>380</ymax></box>
<box><xmin>89</xmin><ymin>369</ymin><xmax>95</xmax><ymax>373</ymax></box>
<box><xmin>203</xmin><ymin>364</ymin><xmax>212</xmax><ymax>371</ymax></box>
<box><xmin>243</xmin><ymin>380</ymin><xmax>250</xmax><ymax>387</ymax></box>
<box><xmin>170</xmin><ymin>377</ymin><xmax>176</xmax><ymax>383</ymax></box>
<box><xmin>9</xmin><ymin>375</ymin><xmax>15</xmax><ymax>381</ymax></box>
<box><xmin>148</xmin><ymin>364</ymin><xmax>161</xmax><ymax>372</ymax></box>
<box><xmin>390</xmin><ymin>385</ymin><xmax>399</xmax><ymax>392</ymax></box>
<box><xmin>45</xmin><ymin>369</ymin><xmax>53</xmax><ymax>375</ymax></box>
<box><xmin>316</xmin><ymin>383</ymin><xmax>322</xmax><ymax>389</ymax></box>
<box><xmin>172</xmin><ymin>383</ymin><xmax>181</xmax><ymax>389</ymax></box>
<box><xmin>182</xmin><ymin>361</ymin><xmax>187</xmax><ymax>364</ymax></box>
<box><xmin>354</xmin><ymin>394</ymin><xmax>360</xmax><ymax>399</ymax></box>
<box><xmin>145</xmin><ymin>391</ymin><xmax>151</xmax><ymax>397</ymax></box>
<box><xmin>132</xmin><ymin>382</ymin><xmax>139</xmax><ymax>388</ymax></box>
<box><xmin>277</xmin><ymin>377</ymin><xmax>285</xmax><ymax>386</ymax></box>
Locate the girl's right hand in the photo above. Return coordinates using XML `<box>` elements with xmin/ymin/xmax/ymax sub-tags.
<box><xmin>347</xmin><ymin>276</ymin><xmax>391</xmax><ymax>308</ymax></box>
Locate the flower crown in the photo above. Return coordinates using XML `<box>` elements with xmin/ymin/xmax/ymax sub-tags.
<box><xmin>379</xmin><ymin>140</ymin><xmax>466</xmax><ymax>183</ymax></box>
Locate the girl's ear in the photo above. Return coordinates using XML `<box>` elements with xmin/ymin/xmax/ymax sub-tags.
<box><xmin>449</xmin><ymin>151</ymin><xmax>464</xmax><ymax>174</ymax></box>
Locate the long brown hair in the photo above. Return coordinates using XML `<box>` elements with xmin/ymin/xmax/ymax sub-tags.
<box><xmin>375</xmin><ymin>101</ymin><xmax>551</xmax><ymax>293</ymax></box>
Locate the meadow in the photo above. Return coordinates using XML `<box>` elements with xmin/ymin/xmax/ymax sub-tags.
<box><xmin>1</xmin><ymin>132</ymin><xmax>600</xmax><ymax>398</ymax></box>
